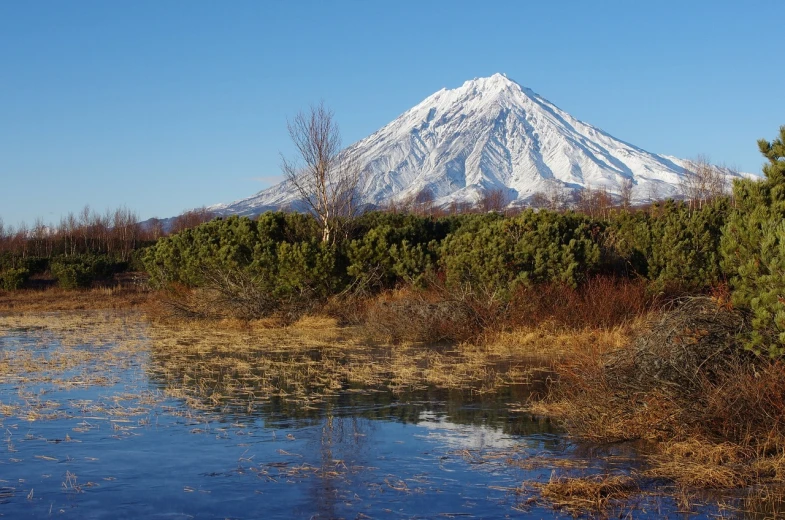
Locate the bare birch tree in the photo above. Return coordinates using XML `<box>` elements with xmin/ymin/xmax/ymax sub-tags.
<box><xmin>577</xmin><ymin>184</ymin><xmax>613</xmax><ymax>219</ymax></box>
<box><xmin>545</xmin><ymin>182</ymin><xmax>569</xmax><ymax>211</ymax></box>
<box><xmin>413</xmin><ymin>188</ymin><xmax>435</xmax><ymax>216</ymax></box>
<box><xmin>619</xmin><ymin>178</ymin><xmax>634</xmax><ymax>210</ymax></box>
<box><xmin>479</xmin><ymin>188</ymin><xmax>509</xmax><ymax>213</ymax></box>
<box><xmin>644</xmin><ymin>181</ymin><xmax>661</xmax><ymax>204</ymax></box>
<box><xmin>281</xmin><ymin>102</ymin><xmax>362</xmax><ymax>244</ymax></box>
<box><xmin>680</xmin><ymin>155</ymin><xmax>729</xmax><ymax>211</ymax></box>
<box><xmin>170</xmin><ymin>207</ymin><xmax>214</xmax><ymax>234</ymax></box>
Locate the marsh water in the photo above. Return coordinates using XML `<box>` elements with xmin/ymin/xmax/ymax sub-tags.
<box><xmin>0</xmin><ymin>311</ymin><xmax>761</xmax><ymax>518</ymax></box>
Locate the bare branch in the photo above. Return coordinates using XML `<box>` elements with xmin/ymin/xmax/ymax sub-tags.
<box><xmin>282</xmin><ymin>101</ymin><xmax>364</xmax><ymax>243</ymax></box>
<box><xmin>479</xmin><ymin>188</ymin><xmax>509</xmax><ymax>213</ymax></box>
<box><xmin>680</xmin><ymin>155</ymin><xmax>730</xmax><ymax>211</ymax></box>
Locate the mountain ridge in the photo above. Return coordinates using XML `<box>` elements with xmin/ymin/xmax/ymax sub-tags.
<box><xmin>208</xmin><ymin>73</ymin><xmax>747</xmax><ymax>216</ymax></box>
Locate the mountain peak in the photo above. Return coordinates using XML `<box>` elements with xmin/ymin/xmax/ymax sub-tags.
<box><xmin>471</xmin><ymin>72</ymin><xmax>512</xmax><ymax>83</ymax></box>
<box><xmin>210</xmin><ymin>76</ymin><xmax>749</xmax><ymax>216</ymax></box>
<box><xmin>461</xmin><ymin>73</ymin><xmax>520</xmax><ymax>93</ymax></box>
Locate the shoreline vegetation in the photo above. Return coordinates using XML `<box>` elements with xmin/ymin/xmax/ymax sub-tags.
<box><xmin>2</xmin><ymin>125</ymin><xmax>785</xmax><ymax>515</ymax></box>
<box><xmin>3</xmin><ymin>290</ymin><xmax>785</xmax><ymax>517</ymax></box>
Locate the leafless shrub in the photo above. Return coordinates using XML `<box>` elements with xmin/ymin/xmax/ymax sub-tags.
<box><xmin>604</xmin><ymin>297</ymin><xmax>750</xmax><ymax>397</ymax></box>
<box><xmin>360</xmin><ymin>277</ymin><xmax>653</xmax><ymax>344</ymax></box>
<box><xmin>321</xmin><ymin>293</ymin><xmax>370</xmax><ymax>326</ymax></box>
<box><xmin>619</xmin><ymin>177</ymin><xmax>634</xmax><ymax>210</ymax></box>
<box><xmin>157</xmin><ymin>267</ymin><xmax>316</xmax><ymax>323</ymax></box>
<box><xmin>679</xmin><ymin>155</ymin><xmax>731</xmax><ymax>211</ymax></box>
<box><xmin>508</xmin><ymin>276</ymin><xmax>654</xmax><ymax>330</ymax></box>
<box><xmin>530</xmin><ymin>182</ymin><xmax>570</xmax><ymax>211</ymax></box>
<box><xmin>363</xmin><ymin>283</ymin><xmax>508</xmax><ymax>344</ymax></box>
<box><xmin>364</xmin><ymin>296</ymin><xmax>475</xmax><ymax>343</ymax></box>
<box><xmin>282</xmin><ymin>102</ymin><xmax>364</xmax><ymax>243</ymax></box>
<box><xmin>547</xmin><ymin>297</ymin><xmax>768</xmax><ymax>445</ymax></box>
<box><xmin>478</xmin><ymin>188</ymin><xmax>509</xmax><ymax>213</ymax></box>
<box><xmin>170</xmin><ymin>207</ymin><xmax>214</xmax><ymax>234</ymax></box>
<box><xmin>198</xmin><ymin>268</ymin><xmax>282</xmax><ymax>320</ymax></box>
<box><xmin>447</xmin><ymin>200</ymin><xmax>474</xmax><ymax>215</ymax></box>
<box><xmin>577</xmin><ymin>184</ymin><xmax>614</xmax><ymax>219</ymax></box>
<box><xmin>413</xmin><ymin>188</ymin><xmax>435</xmax><ymax>215</ymax></box>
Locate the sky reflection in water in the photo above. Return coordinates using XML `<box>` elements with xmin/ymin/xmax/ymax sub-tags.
<box><xmin>0</xmin><ymin>316</ymin><xmax>740</xmax><ymax>519</ymax></box>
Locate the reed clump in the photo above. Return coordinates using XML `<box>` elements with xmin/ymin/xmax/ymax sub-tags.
<box><xmin>645</xmin><ymin>439</ymin><xmax>757</xmax><ymax>489</ymax></box>
<box><xmin>526</xmin><ymin>474</ymin><xmax>639</xmax><ymax>515</ymax></box>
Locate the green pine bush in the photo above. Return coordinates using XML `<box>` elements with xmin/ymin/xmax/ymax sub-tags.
<box><xmin>721</xmin><ymin>126</ymin><xmax>785</xmax><ymax>356</ymax></box>
<box><xmin>0</xmin><ymin>267</ymin><xmax>30</xmax><ymax>291</ymax></box>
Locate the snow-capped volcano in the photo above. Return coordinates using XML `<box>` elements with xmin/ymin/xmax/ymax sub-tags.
<box><xmin>211</xmin><ymin>73</ymin><xmax>744</xmax><ymax>215</ymax></box>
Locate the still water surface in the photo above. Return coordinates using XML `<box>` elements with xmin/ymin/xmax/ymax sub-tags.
<box><xmin>0</xmin><ymin>312</ymin><xmax>744</xmax><ymax>518</ymax></box>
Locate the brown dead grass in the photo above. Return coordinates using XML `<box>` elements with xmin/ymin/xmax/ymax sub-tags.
<box><xmin>722</xmin><ymin>485</ymin><xmax>785</xmax><ymax>519</ymax></box>
<box><xmin>137</xmin><ymin>281</ymin><xmax>637</xmax><ymax>412</ymax></box>
<box><xmin>0</xmin><ymin>286</ymin><xmax>151</xmax><ymax>313</ymax></box>
<box><xmin>6</xmin><ymin>301</ymin><xmax>785</xmax><ymax>517</ymax></box>
<box><xmin>642</xmin><ymin>437</ymin><xmax>785</xmax><ymax>490</ymax></box>
<box><xmin>645</xmin><ymin>439</ymin><xmax>756</xmax><ymax>488</ymax></box>
<box><xmin>0</xmin><ymin>311</ymin><xmax>149</xmax><ymax>388</ymax></box>
<box><xmin>485</xmin><ymin>321</ymin><xmax>631</xmax><ymax>363</ymax></box>
<box><xmin>530</xmin><ymin>296</ymin><xmax>785</xmax><ymax>493</ymax></box>
<box><xmin>526</xmin><ymin>474</ymin><xmax>639</xmax><ymax>515</ymax></box>
<box><xmin>144</xmin><ymin>313</ymin><xmax>567</xmax><ymax>407</ymax></box>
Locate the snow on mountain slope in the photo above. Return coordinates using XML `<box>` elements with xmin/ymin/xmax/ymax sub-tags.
<box><xmin>210</xmin><ymin>73</ymin><xmax>747</xmax><ymax>215</ymax></box>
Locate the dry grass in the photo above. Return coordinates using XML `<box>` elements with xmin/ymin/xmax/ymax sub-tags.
<box><xmin>525</xmin><ymin>474</ymin><xmax>639</xmax><ymax>515</ymax></box>
<box><xmin>645</xmin><ymin>440</ymin><xmax>755</xmax><ymax>488</ymax></box>
<box><xmin>357</xmin><ymin>279</ymin><xmax>641</xmax><ymax>352</ymax></box>
<box><xmin>484</xmin><ymin>321</ymin><xmax>631</xmax><ymax>363</ymax></box>
<box><xmin>0</xmin><ymin>311</ymin><xmax>159</xmax><ymax>435</ymax></box>
<box><xmin>507</xmin><ymin>454</ymin><xmax>591</xmax><ymax>471</ymax></box>
<box><xmin>143</xmin><ymin>313</ymin><xmax>565</xmax><ymax>409</ymax></box>
<box><xmin>643</xmin><ymin>438</ymin><xmax>785</xmax><ymax>490</ymax></box>
<box><xmin>136</xmin><ymin>282</ymin><xmax>637</xmax><ymax>415</ymax></box>
<box><xmin>720</xmin><ymin>485</ymin><xmax>785</xmax><ymax>519</ymax></box>
<box><xmin>0</xmin><ymin>312</ymin><xmax>149</xmax><ymax>389</ymax></box>
<box><xmin>0</xmin><ymin>286</ymin><xmax>151</xmax><ymax>313</ymax></box>
<box><xmin>533</xmin><ymin>298</ymin><xmax>754</xmax><ymax>441</ymax></box>
<box><xmin>529</xmin><ymin>296</ymin><xmax>785</xmax><ymax>494</ymax></box>
<box><xmin>524</xmin><ymin>316</ymin><xmax>665</xmax><ymax>443</ymax></box>
<box><xmin>0</xmin><ymin>305</ymin><xmax>575</xmax><ymax>424</ymax></box>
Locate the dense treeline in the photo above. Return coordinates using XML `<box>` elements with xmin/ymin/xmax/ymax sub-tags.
<box><xmin>0</xmin><ymin>206</ymin><xmax>141</xmax><ymax>289</ymax></box>
<box><xmin>0</xmin><ymin>206</ymin><xmax>143</xmax><ymax>260</ymax></box>
<box><xmin>0</xmin><ymin>205</ymin><xmax>214</xmax><ymax>289</ymax></box>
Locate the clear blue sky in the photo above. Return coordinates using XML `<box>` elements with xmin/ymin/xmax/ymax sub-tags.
<box><xmin>1</xmin><ymin>0</ymin><xmax>782</xmax><ymax>225</ymax></box>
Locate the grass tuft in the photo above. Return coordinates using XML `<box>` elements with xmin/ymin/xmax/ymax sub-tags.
<box><xmin>525</xmin><ymin>473</ymin><xmax>639</xmax><ymax>515</ymax></box>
